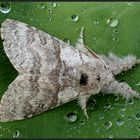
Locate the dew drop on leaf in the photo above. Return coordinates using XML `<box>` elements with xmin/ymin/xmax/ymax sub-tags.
<box><xmin>48</xmin><ymin>8</ymin><xmax>53</xmax><ymax>13</ymax></box>
<box><xmin>135</xmin><ymin>81</ymin><xmax>140</xmax><ymax>87</ymax></box>
<box><xmin>109</xmin><ymin>134</ymin><xmax>114</xmax><ymax>138</ymax></box>
<box><xmin>104</xmin><ymin>121</ymin><xmax>112</xmax><ymax>129</ymax></box>
<box><xmin>113</xmin><ymin>36</ymin><xmax>119</xmax><ymax>42</ymax></box>
<box><xmin>88</xmin><ymin>102</ymin><xmax>95</xmax><ymax>111</ymax></box>
<box><xmin>137</xmin><ymin>126</ymin><xmax>140</xmax><ymax>131</ymax></box>
<box><xmin>129</xmin><ymin>123</ymin><xmax>133</xmax><ymax>128</ymax></box>
<box><xmin>0</xmin><ymin>2</ymin><xmax>11</xmax><ymax>14</ymax></box>
<box><xmin>67</xmin><ymin>112</ymin><xmax>77</xmax><ymax>123</ymax></box>
<box><xmin>120</xmin><ymin>105</ymin><xmax>126</xmax><ymax>112</ymax></box>
<box><xmin>40</xmin><ymin>4</ymin><xmax>46</xmax><ymax>10</ymax></box>
<box><xmin>135</xmin><ymin>113</ymin><xmax>140</xmax><ymax>120</ymax></box>
<box><xmin>119</xmin><ymin>111</ymin><xmax>125</xmax><ymax>118</ymax></box>
<box><xmin>71</xmin><ymin>15</ymin><xmax>79</xmax><ymax>22</ymax></box>
<box><xmin>94</xmin><ymin>19</ymin><xmax>100</xmax><ymax>25</ymax></box>
<box><xmin>128</xmin><ymin>99</ymin><xmax>134</xmax><ymax>105</ymax></box>
<box><xmin>13</xmin><ymin>130</ymin><xmax>20</xmax><ymax>138</ymax></box>
<box><xmin>117</xmin><ymin>119</ymin><xmax>124</xmax><ymax>126</ymax></box>
<box><xmin>47</xmin><ymin>17</ymin><xmax>52</xmax><ymax>21</ymax></box>
<box><xmin>99</xmin><ymin>113</ymin><xmax>104</xmax><ymax>120</ymax></box>
<box><xmin>63</xmin><ymin>38</ymin><xmax>70</xmax><ymax>44</ymax></box>
<box><xmin>107</xmin><ymin>18</ymin><xmax>118</xmax><ymax>27</ymax></box>
<box><xmin>51</xmin><ymin>2</ymin><xmax>57</xmax><ymax>8</ymax></box>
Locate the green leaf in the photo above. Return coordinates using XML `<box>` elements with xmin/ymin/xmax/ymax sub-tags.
<box><xmin>0</xmin><ymin>2</ymin><xmax>140</xmax><ymax>138</ymax></box>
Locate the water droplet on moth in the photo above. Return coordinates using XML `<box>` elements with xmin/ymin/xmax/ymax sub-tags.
<box><xmin>107</xmin><ymin>18</ymin><xmax>118</xmax><ymax>27</ymax></box>
<box><xmin>104</xmin><ymin>121</ymin><xmax>112</xmax><ymax>129</ymax></box>
<box><xmin>117</xmin><ymin>119</ymin><xmax>124</xmax><ymax>126</ymax></box>
<box><xmin>13</xmin><ymin>130</ymin><xmax>20</xmax><ymax>138</ymax></box>
<box><xmin>67</xmin><ymin>112</ymin><xmax>77</xmax><ymax>123</ymax></box>
<box><xmin>94</xmin><ymin>19</ymin><xmax>100</xmax><ymax>25</ymax></box>
<box><xmin>71</xmin><ymin>15</ymin><xmax>79</xmax><ymax>22</ymax></box>
<box><xmin>51</xmin><ymin>2</ymin><xmax>57</xmax><ymax>8</ymax></box>
<box><xmin>0</xmin><ymin>2</ymin><xmax>11</xmax><ymax>14</ymax></box>
<box><xmin>135</xmin><ymin>113</ymin><xmax>140</xmax><ymax>120</ymax></box>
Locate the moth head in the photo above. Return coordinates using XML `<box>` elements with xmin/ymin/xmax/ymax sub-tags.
<box><xmin>77</xmin><ymin>62</ymin><xmax>103</xmax><ymax>94</ymax></box>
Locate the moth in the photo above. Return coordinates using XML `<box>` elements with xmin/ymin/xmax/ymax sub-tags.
<box><xmin>0</xmin><ymin>19</ymin><xmax>140</xmax><ymax>122</ymax></box>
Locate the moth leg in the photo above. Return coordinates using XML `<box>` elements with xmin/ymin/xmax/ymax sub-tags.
<box><xmin>78</xmin><ymin>94</ymin><xmax>91</xmax><ymax>119</ymax></box>
<box><xmin>100</xmin><ymin>52</ymin><xmax>140</xmax><ymax>75</ymax></box>
<box><xmin>102</xmin><ymin>80</ymin><xmax>140</xmax><ymax>100</ymax></box>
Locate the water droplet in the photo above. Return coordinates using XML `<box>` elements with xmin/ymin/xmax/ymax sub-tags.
<box><xmin>120</xmin><ymin>105</ymin><xmax>126</xmax><ymax>111</ymax></box>
<box><xmin>96</xmin><ymin>128</ymin><xmax>100</xmax><ymax>133</ymax></box>
<box><xmin>47</xmin><ymin>17</ymin><xmax>52</xmax><ymax>21</ymax></box>
<box><xmin>71</xmin><ymin>15</ymin><xmax>79</xmax><ymax>22</ymax></box>
<box><xmin>119</xmin><ymin>111</ymin><xmax>125</xmax><ymax>118</ymax></box>
<box><xmin>40</xmin><ymin>4</ymin><xmax>46</xmax><ymax>10</ymax></box>
<box><xmin>136</xmin><ymin>81</ymin><xmax>140</xmax><ymax>87</ymax></box>
<box><xmin>137</xmin><ymin>126</ymin><xmax>140</xmax><ymax>131</ymax></box>
<box><xmin>63</xmin><ymin>38</ymin><xmax>70</xmax><ymax>44</ymax></box>
<box><xmin>115</xmin><ymin>96</ymin><xmax>120</xmax><ymax>102</ymax></box>
<box><xmin>104</xmin><ymin>103</ymin><xmax>111</xmax><ymax>111</ymax></box>
<box><xmin>113</xmin><ymin>28</ymin><xmax>118</xmax><ymax>34</ymax></box>
<box><xmin>48</xmin><ymin>8</ymin><xmax>53</xmax><ymax>13</ymax></box>
<box><xmin>127</xmin><ymin>116</ymin><xmax>133</xmax><ymax>121</ymax></box>
<box><xmin>104</xmin><ymin>121</ymin><xmax>112</xmax><ymax>129</ymax></box>
<box><xmin>94</xmin><ymin>19</ymin><xmax>100</xmax><ymax>25</ymax></box>
<box><xmin>99</xmin><ymin>114</ymin><xmax>104</xmax><ymax>120</ymax></box>
<box><xmin>107</xmin><ymin>18</ymin><xmax>118</xmax><ymax>27</ymax></box>
<box><xmin>135</xmin><ymin>113</ymin><xmax>140</xmax><ymax>120</ymax></box>
<box><xmin>66</xmin><ymin>112</ymin><xmax>77</xmax><ymax>123</ymax></box>
<box><xmin>13</xmin><ymin>130</ymin><xmax>20</xmax><ymax>138</ymax></box>
<box><xmin>127</xmin><ymin>3</ymin><xmax>133</xmax><ymax>6</ymax></box>
<box><xmin>129</xmin><ymin>123</ymin><xmax>133</xmax><ymax>128</ymax></box>
<box><xmin>81</xmin><ymin>9</ymin><xmax>86</xmax><ymax>13</ymax></box>
<box><xmin>109</xmin><ymin>134</ymin><xmax>114</xmax><ymax>138</ymax></box>
<box><xmin>80</xmin><ymin>120</ymin><xmax>85</xmax><ymax>125</ymax></box>
<box><xmin>128</xmin><ymin>99</ymin><xmax>134</xmax><ymax>105</ymax></box>
<box><xmin>88</xmin><ymin>102</ymin><xmax>95</xmax><ymax>111</ymax></box>
<box><xmin>94</xmin><ymin>122</ymin><xmax>98</xmax><ymax>126</ymax></box>
<box><xmin>51</xmin><ymin>2</ymin><xmax>57</xmax><ymax>8</ymax></box>
<box><xmin>0</xmin><ymin>2</ymin><xmax>11</xmax><ymax>14</ymax></box>
<box><xmin>113</xmin><ymin>36</ymin><xmax>119</xmax><ymax>42</ymax></box>
<box><xmin>117</xmin><ymin>119</ymin><xmax>124</xmax><ymax>126</ymax></box>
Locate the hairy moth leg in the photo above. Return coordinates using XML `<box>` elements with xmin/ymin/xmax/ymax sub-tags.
<box><xmin>78</xmin><ymin>94</ymin><xmax>91</xmax><ymax>119</ymax></box>
<box><xmin>102</xmin><ymin>80</ymin><xmax>140</xmax><ymax>100</ymax></box>
<box><xmin>100</xmin><ymin>52</ymin><xmax>140</xmax><ymax>75</ymax></box>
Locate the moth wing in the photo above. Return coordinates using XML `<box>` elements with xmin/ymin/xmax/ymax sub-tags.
<box><xmin>0</xmin><ymin>74</ymin><xmax>59</xmax><ymax>122</ymax></box>
<box><xmin>1</xmin><ymin>19</ymin><xmax>63</xmax><ymax>74</ymax></box>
